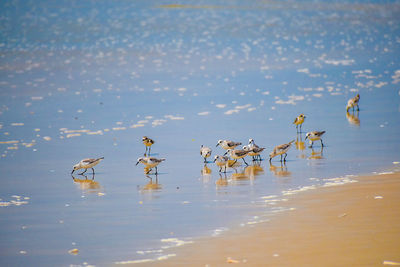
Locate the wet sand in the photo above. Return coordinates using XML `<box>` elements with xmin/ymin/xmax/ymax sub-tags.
<box><xmin>152</xmin><ymin>172</ymin><xmax>400</xmax><ymax>266</ymax></box>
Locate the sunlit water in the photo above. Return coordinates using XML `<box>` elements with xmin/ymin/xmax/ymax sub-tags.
<box><xmin>1</xmin><ymin>0</ymin><xmax>400</xmax><ymax>265</ymax></box>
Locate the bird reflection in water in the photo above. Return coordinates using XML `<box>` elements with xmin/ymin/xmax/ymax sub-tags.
<box><xmin>295</xmin><ymin>133</ymin><xmax>306</xmax><ymax>159</ymax></box>
<box><xmin>244</xmin><ymin>161</ymin><xmax>264</xmax><ymax>181</ymax></box>
<box><xmin>71</xmin><ymin>173</ymin><xmax>102</xmax><ymax>193</ymax></box>
<box><xmin>215</xmin><ymin>173</ymin><xmax>229</xmax><ymax>187</ymax></box>
<box><xmin>308</xmin><ymin>147</ymin><xmax>324</xmax><ymax>160</ymax></box>
<box><xmin>269</xmin><ymin>161</ymin><xmax>291</xmax><ymax>177</ymax></box>
<box><xmin>141</xmin><ymin>174</ymin><xmax>162</xmax><ymax>192</ymax></box>
<box><xmin>201</xmin><ymin>163</ymin><xmax>212</xmax><ymax>183</ymax></box>
<box><xmin>346</xmin><ymin>111</ymin><xmax>360</xmax><ymax>126</ymax></box>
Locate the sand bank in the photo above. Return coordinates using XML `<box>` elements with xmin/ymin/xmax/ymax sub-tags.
<box><xmin>150</xmin><ymin>172</ymin><xmax>400</xmax><ymax>266</ymax></box>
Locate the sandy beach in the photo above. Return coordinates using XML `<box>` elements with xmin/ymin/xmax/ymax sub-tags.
<box><xmin>152</xmin><ymin>171</ymin><xmax>400</xmax><ymax>266</ymax></box>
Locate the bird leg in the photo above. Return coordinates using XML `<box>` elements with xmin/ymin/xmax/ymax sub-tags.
<box><xmin>155</xmin><ymin>166</ymin><xmax>158</xmax><ymax>175</ymax></box>
<box><xmin>242</xmin><ymin>158</ymin><xmax>248</xmax><ymax>166</ymax></box>
<box><xmin>91</xmin><ymin>168</ymin><xmax>95</xmax><ymax>174</ymax></box>
<box><xmin>321</xmin><ymin>139</ymin><xmax>324</xmax><ymax>147</ymax></box>
<box><xmin>284</xmin><ymin>153</ymin><xmax>288</xmax><ymax>162</ymax></box>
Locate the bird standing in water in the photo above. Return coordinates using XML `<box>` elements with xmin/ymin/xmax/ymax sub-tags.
<box><xmin>293</xmin><ymin>114</ymin><xmax>306</xmax><ymax>132</ymax></box>
<box><xmin>200</xmin><ymin>145</ymin><xmax>212</xmax><ymax>163</ymax></box>
<box><xmin>269</xmin><ymin>141</ymin><xmax>294</xmax><ymax>162</ymax></box>
<box><xmin>305</xmin><ymin>131</ymin><xmax>326</xmax><ymax>148</ymax></box>
<box><xmin>71</xmin><ymin>157</ymin><xmax>104</xmax><ymax>175</ymax></box>
<box><xmin>142</xmin><ymin>136</ymin><xmax>155</xmax><ymax>156</ymax></box>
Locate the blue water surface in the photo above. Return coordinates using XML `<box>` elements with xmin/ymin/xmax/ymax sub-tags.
<box><xmin>0</xmin><ymin>0</ymin><xmax>399</xmax><ymax>266</ymax></box>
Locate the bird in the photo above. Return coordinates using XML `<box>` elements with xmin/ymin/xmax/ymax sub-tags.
<box><xmin>243</xmin><ymin>145</ymin><xmax>265</xmax><ymax>161</ymax></box>
<box><xmin>200</xmin><ymin>145</ymin><xmax>212</xmax><ymax>163</ymax></box>
<box><xmin>293</xmin><ymin>114</ymin><xmax>306</xmax><ymax>132</ymax></box>
<box><xmin>248</xmin><ymin>138</ymin><xmax>258</xmax><ymax>148</ymax></box>
<box><xmin>71</xmin><ymin>157</ymin><xmax>104</xmax><ymax>175</ymax></box>
<box><xmin>142</xmin><ymin>136</ymin><xmax>155</xmax><ymax>156</ymax></box>
<box><xmin>305</xmin><ymin>131</ymin><xmax>326</xmax><ymax>148</ymax></box>
<box><xmin>216</xmin><ymin>140</ymin><xmax>242</xmax><ymax>150</ymax></box>
<box><xmin>269</xmin><ymin>141</ymin><xmax>294</xmax><ymax>162</ymax></box>
<box><xmin>346</xmin><ymin>94</ymin><xmax>360</xmax><ymax>112</ymax></box>
<box><xmin>224</xmin><ymin>148</ymin><xmax>249</xmax><ymax>166</ymax></box>
<box><xmin>213</xmin><ymin>155</ymin><xmax>229</xmax><ymax>173</ymax></box>
<box><xmin>136</xmin><ymin>157</ymin><xmax>165</xmax><ymax>174</ymax></box>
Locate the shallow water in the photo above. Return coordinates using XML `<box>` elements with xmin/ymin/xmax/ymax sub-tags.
<box><xmin>1</xmin><ymin>0</ymin><xmax>400</xmax><ymax>266</ymax></box>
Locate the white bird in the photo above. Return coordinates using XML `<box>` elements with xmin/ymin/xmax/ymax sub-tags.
<box><xmin>216</xmin><ymin>140</ymin><xmax>242</xmax><ymax>150</ymax></box>
<box><xmin>200</xmin><ymin>145</ymin><xmax>212</xmax><ymax>163</ymax></box>
<box><xmin>71</xmin><ymin>157</ymin><xmax>104</xmax><ymax>175</ymax></box>
<box><xmin>305</xmin><ymin>131</ymin><xmax>326</xmax><ymax>148</ymax></box>
<box><xmin>213</xmin><ymin>155</ymin><xmax>229</xmax><ymax>173</ymax></box>
<box><xmin>346</xmin><ymin>94</ymin><xmax>360</xmax><ymax>112</ymax></box>
<box><xmin>136</xmin><ymin>157</ymin><xmax>165</xmax><ymax>174</ymax></box>
<box><xmin>269</xmin><ymin>141</ymin><xmax>294</xmax><ymax>162</ymax></box>
<box><xmin>243</xmin><ymin>145</ymin><xmax>266</xmax><ymax>161</ymax></box>
<box><xmin>225</xmin><ymin>148</ymin><xmax>249</xmax><ymax>166</ymax></box>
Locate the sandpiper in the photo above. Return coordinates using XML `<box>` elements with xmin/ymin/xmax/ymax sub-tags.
<box><xmin>200</xmin><ymin>145</ymin><xmax>212</xmax><ymax>163</ymax></box>
<box><xmin>71</xmin><ymin>157</ymin><xmax>104</xmax><ymax>175</ymax></box>
<box><xmin>269</xmin><ymin>141</ymin><xmax>294</xmax><ymax>162</ymax></box>
<box><xmin>243</xmin><ymin>145</ymin><xmax>265</xmax><ymax>161</ymax></box>
<box><xmin>213</xmin><ymin>155</ymin><xmax>229</xmax><ymax>173</ymax></box>
<box><xmin>293</xmin><ymin>114</ymin><xmax>306</xmax><ymax>132</ymax></box>
<box><xmin>136</xmin><ymin>157</ymin><xmax>165</xmax><ymax>174</ymax></box>
<box><xmin>305</xmin><ymin>131</ymin><xmax>326</xmax><ymax>148</ymax></box>
<box><xmin>346</xmin><ymin>94</ymin><xmax>360</xmax><ymax>112</ymax></box>
<box><xmin>142</xmin><ymin>136</ymin><xmax>155</xmax><ymax>156</ymax></box>
<box><xmin>216</xmin><ymin>140</ymin><xmax>242</xmax><ymax>150</ymax></box>
<box><xmin>225</xmin><ymin>148</ymin><xmax>249</xmax><ymax>166</ymax></box>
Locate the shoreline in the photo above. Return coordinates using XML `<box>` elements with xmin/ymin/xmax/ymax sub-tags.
<box><xmin>133</xmin><ymin>170</ymin><xmax>400</xmax><ymax>266</ymax></box>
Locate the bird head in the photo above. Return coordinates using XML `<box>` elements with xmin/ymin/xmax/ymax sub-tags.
<box><xmin>136</xmin><ymin>157</ymin><xmax>144</xmax><ymax>165</ymax></box>
<box><xmin>216</xmin><ymin>140</ymin><xmax>223</xmax><ymax>147</ymax></box>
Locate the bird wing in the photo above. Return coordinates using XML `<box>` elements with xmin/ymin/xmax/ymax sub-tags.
<box><xmin>276</xmin><ymin>143</ymin><xmax>290</xmax><ymax>151</ymax></box>
<box><xmin>82</xmin><ymin>158</ymin><xmax>97</xmax><ymax>164</ymax></box>
<box><xmin>315</xmin><ymin>131</ymin><xmax>326</xmax><ymax>136</ymax></box>
<box><xmin>235</xmin><ymin>150</ymin><xmax>248</xmax><ymax>157</ymax></box>
<box><xmin>293</xmin><ymin>117</ymin><xmax>298</xmax><ymax>124</ymax></box>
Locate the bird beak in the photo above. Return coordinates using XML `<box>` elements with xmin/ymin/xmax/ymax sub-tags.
<box><xmin>213</xmin><ymin>158</ymin><xmax>216</xmax><ymax>163</ymax></box>
<box><xmin>216</xmin><ymin>143</ymin><xmax>219</xmax><ymax>147</ymax></box>
<box><xmin>305</xmin><ymin>136</ymin><xmax>308</xmax><ymax>140</ymax></box>
<box><xmin>71</xmin><ymin>169</ymin><xmax>75</xmax><ymax>174</ymax></box>
<box><xmin>135</xmin><ymin>161</ymin><xmax>139</xmax><ymax>166</ymax></box>
<box><xmin>223</xmin><ymin>151</ymin><xmax>228</xmax><ymax>156</ymax></box>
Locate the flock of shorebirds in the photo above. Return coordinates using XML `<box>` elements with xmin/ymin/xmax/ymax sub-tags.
<box><xmin>70</xmin><ymin>94</ymin><xmax>360</xmax><ymax>176</ymax></box>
